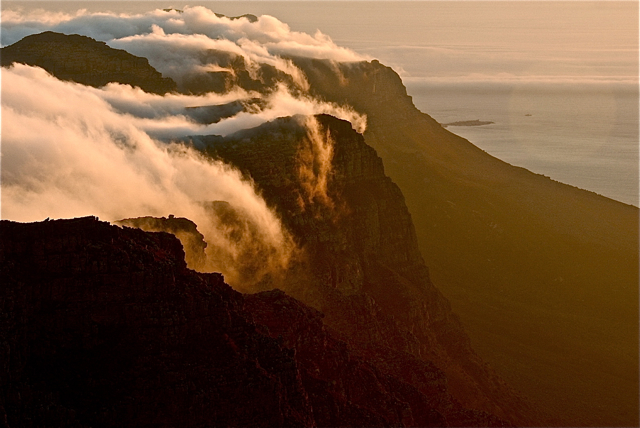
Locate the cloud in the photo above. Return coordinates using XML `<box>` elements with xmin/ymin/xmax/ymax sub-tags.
<box><xmin>86</xmin><ymin>79</ymin><xmax>365</xmax><ymax>140</ymax></box>
<box><xmin>296</xmin><ymin>116</ymin><xmax>335</xmax><ymax>212</ymax></box>
<box><xmin>1</xmin><ymin>7</ymin><xmax>368</xmax><ymax>286</ymax></box>
<box><xmin>1</xmin><ymin>63</ymin><xmax>296</xmax><ymax>286</ymax></box>
<box><xmin>1</xmin><ymin>6</ymin><xmax>366</xmax><ymax>82</ymax></box>
<box><xmin>2</xmin><ymin>6</ymin><xmax>368</xmax><ymax>134</ymax></box>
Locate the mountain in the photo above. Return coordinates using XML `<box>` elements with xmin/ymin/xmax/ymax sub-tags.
<box><xmin>0</xmin><ymin>31</ymin><xmax>176</xmax><ymax>94</ymax></box>
<box><xmin>1</xmin><ymin>216</ymin><xmax>511</xmax><ymax>427</ymax></box>
<box><xmin>2</xmin><ymin>29</ymin><xmax>638</xmax><ymax>426</ymax></box>
<box><xmin>290</xmin><ymin>59</ymin><xmax>639</xmax><ymax>426</ymax></box>
<box><xmin>2</xmin><ymin>32</ymin><xmax>533</xmax><ymax>426</ymax></box>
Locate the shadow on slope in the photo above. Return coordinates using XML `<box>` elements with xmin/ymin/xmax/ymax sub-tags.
<box><xmin>293</xmin><ymin>58</ymin><xmax>639</xmax><ymax>427</ymax></box>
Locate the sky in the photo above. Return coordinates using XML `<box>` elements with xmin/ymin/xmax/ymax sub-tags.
<box><xmin>3</xmin><ymin>1</ymin><xmax>637</xmax><ymax>85</ymax></box>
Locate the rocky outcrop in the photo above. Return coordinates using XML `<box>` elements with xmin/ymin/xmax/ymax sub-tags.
<box><xmin>116</xmin><ymin>215</ymin><xmax>208</xmax><ymax>271</ymax></box>
<box><xmin>1</xmin><ymin>31</ymin><xmax>177</xmax><ymax>94</ymax></box>
<box><xmin>0</xmin><ymin>217</ymin><xmax>507</xmax><ymax>427</ymax></box>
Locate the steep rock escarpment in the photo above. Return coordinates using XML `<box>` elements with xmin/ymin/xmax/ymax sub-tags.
<box><xmin>193</xmin><ymin>114</ymin><xmax>541</xmax><ymax>425</ymax></box>
<box><xmin>289</xmin><ymin>59</ymin><xmax>639</xmax><ymax>427</ymax></box>
<box><xmin>0</xmin><ymin>217</ymin><xmax>506</xmax><ymax>427</ymax></box>
<box><xmin>0</xmin><ymin>31</ymin><xmax>177</xmax><ymax>94</ymax></box>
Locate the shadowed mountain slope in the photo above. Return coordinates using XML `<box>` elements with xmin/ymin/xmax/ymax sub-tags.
<box><xmin>0</xmin><ymin>216</ymin><xmax>510</xmax><ymax>427</ymax></box>
<box><xmin>291</xmin><ymin>58</ymin><xmax>639</xmax><ymax>427</ymax></box>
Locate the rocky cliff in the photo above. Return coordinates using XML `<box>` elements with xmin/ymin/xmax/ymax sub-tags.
<box><xmin>192</xmin><ymin>114</ymin><xmax>543</xmax><ymax>425</ymax></box>
<box><xmin>0</xmin><ymin>217</ymin><xmax>507</xmax><ymax>427</ymax></box>
<box><xmin>289</xmin><ymin>59</ymin><xmax>639</xmax><ymax>426</ymax></box>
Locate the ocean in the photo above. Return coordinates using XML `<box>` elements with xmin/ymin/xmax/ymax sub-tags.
<box><xmin>3</xmin><ymin>1</ymin><xmax>638</xmax><ymax>206</ymax></box>
<box><xmin>407</xmin><ymin>81</ymin><xmax>639</xmax><ymax>206</ymax></box>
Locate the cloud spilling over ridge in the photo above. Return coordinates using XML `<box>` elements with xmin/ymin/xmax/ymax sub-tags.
<box><xmin>110</xmin><ymin>24</ymin><xmax>312</xmax><ymax>91</ymax></box>
<box><xmin>2</xmin><ymin>6</ymin><xmax>368</xmax><ymax>133</ymax></box>
<box><xmin>1</xmin><ymin>63</ymin><xmax>297</xmax><ymax>286</ymax></box>
<box><xmin>2</xmin><ymin>6</ymin><xmax>363</xmax><ymax>59</ymax></box>
<box><xmin>1</xmin><ymin>6</ymin><xmax>366</xmax><ymax>86</ymax></box>
<box><xmin>297</xmin><ymin>116</ymin><xmax>335</xmax><ymax>212</ymax></box>
<box><xmin>90</xmin><ymin>80</ymin><xmax>366</xmax><ymax>139</ymax></box>
<box><xmin>1</xmin><ymin>7</ymin><xmax>369</xmax><ymax>284</ymax></box>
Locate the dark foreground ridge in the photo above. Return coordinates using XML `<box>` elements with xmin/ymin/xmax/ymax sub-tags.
<box><xmin>0</xmin><ymin>217</ymin><xmax>509</xmax><ymax>427</ymax></box>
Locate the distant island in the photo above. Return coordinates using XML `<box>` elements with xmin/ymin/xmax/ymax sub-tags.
<box><xmin>442</xmin><ymin>119</ymin><xmax>494</xmax><ymax>127</ymax></box>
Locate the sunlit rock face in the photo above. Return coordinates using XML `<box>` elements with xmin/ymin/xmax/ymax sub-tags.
<box><xmin>0</xmin><ymin>31</ymin><xmax>177</xmax><ymax>94</ymax></box>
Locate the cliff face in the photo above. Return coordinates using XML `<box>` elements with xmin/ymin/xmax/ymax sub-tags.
<box><xmin>0</xmin><ymin>217</ymin><xmax>505</xmax><ymax>427</ymax></box>
<box><xmin>194</xmin><ymin>114</ymin><xmax>541</xmax><ymax>425</ymax></box>
<box><xmin>0</xmin><ymin>31</ymin><xmax>177</xmax><ymax>94</ymax></box>
<box><xmin>290</xmin><ymin>59</ymin><xmax>639</xmax><ymax>426</ymax></box>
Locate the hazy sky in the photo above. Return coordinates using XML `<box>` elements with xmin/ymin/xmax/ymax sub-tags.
<box><xmin>3</xmin><ymin>1</ymin><xmax>638</xmax><ymax>85</ymax></box>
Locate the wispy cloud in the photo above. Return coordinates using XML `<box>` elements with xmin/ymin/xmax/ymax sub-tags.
<box><xmin>1</xmin><ymin>63</ymin><xmax>296</xmax><ymax>285</ymax></box>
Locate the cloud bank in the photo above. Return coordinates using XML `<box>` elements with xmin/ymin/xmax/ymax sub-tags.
<box><xmin>1</xmin><ymin>6</ymin><xmax>369</xmax><ymax>285</ymax></box>
<box><xmin>1</xmin><ymin>6</ymin><xmax>366</xmax><ymax>85</ymax></box>
<box><xmin>1</xmin><ymin>64</ymin><xmax>297</xmax><ymax>286</ymax></box>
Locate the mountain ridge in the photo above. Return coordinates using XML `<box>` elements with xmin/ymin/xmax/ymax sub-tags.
<box><xmin>290</xmin><ymin>57</ymin><xmax>638</xmax><ymax>426</ymax></box>
<box><xmin>2</xmin><ymin>29</ymin><xmax>637</xmax><ymax>426</ymax></box>
<box><xmin>0</xmin><ymin>216</ymin><xmax>512</xmax><ymax>427</ymax></box>
<box><xmin>0</xmin><ymin>31</ymin><xmax>177</xmax><ymax>94</ymax></box>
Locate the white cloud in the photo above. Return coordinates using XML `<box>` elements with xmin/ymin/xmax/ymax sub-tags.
<box><xmin>1</xmin><ymin>7</ymin><xmax>368</xmax><ymax>286</ymax></box>
<box><xmin>1</xmin><ymin>64</ymin><xmax>296</xmax><ymax>285</ymax></box>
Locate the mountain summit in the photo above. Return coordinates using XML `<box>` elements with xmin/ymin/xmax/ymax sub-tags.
<box><xmin>1</xmin><ymin>31</ymin><xmax>177</xmax><ymax>94</ymax></box>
